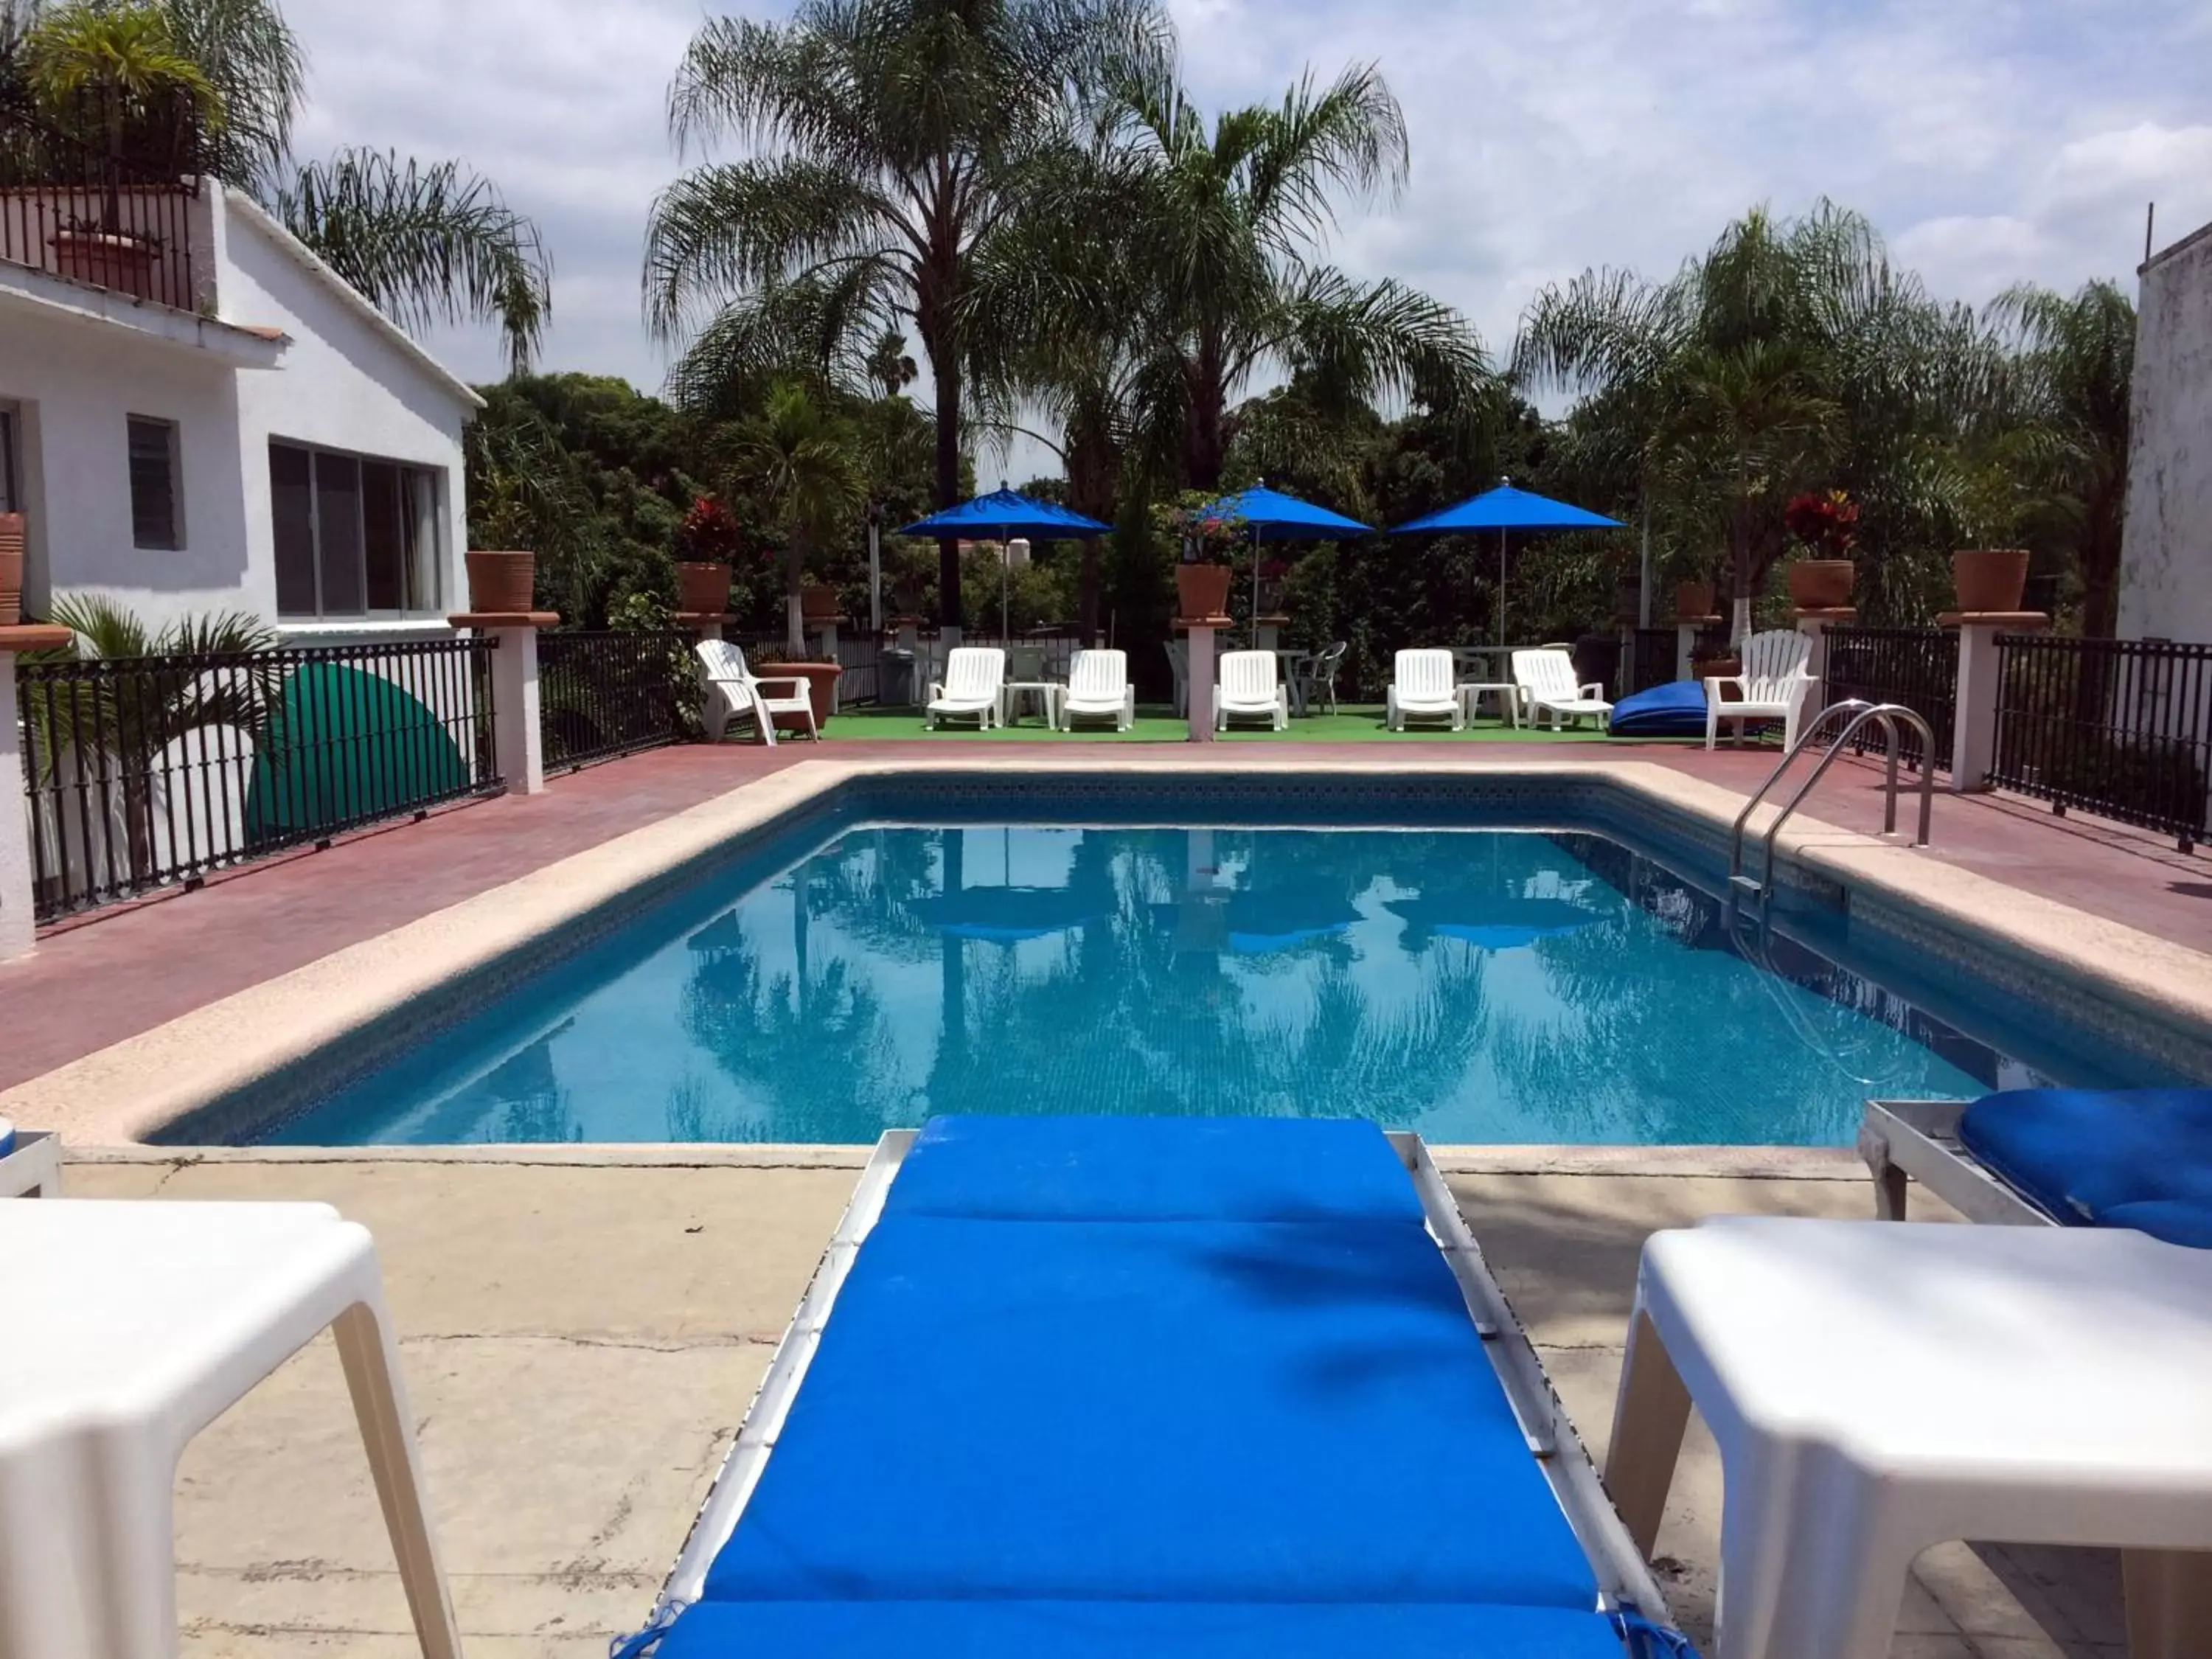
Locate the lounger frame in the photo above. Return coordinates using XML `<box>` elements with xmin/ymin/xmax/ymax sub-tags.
<box><xmin>650</xmin><ymin>1128</ymin><xmax>1674</xmax><ymax>1630</ymax></box>
<box><xmin>1857</xmin><ymin>1098</ymin><xmax>2057</xmax><ymax>1227</ymax></box>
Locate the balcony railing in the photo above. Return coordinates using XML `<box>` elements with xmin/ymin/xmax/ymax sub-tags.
<box><xmin>0</xmin><ymin>101</ymin><xmax>201</xmax><ymax>312</ymax></box>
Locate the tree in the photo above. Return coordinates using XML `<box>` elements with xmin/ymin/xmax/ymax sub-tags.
<box><xmin>19</xmin><ymin>1</ymin><xmax>218</xmax><ymax>204</ymax></box>
<box><xmin>1989</xmin><ymin>280</ymin><xmax>2134</xmax><ymax>638</ymax></box>
<box><xmin>276</xmin><ymin>149</ymin><xmax>549</xmax><ymax>374</ymax></box>
<box><xmin>642</xmin><ymin>0</ymin><xmax>1170</xmax><ymax>633</ymax></box>
<box><xmin>728</xmin><ymin>381</ymin><xmax>865</xmax><ymax>651</ymax></box>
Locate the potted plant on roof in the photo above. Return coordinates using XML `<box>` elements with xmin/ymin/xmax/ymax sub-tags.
<box><xmin>675</xmin><ymin>495</ymin><xmax>741</xmax><ymax>616</ymax></box>
<box><xmin>1950</xmin><ymin>461</ymin><xmax>2034</xmax><ymax>614</ymax></box>
<box><xmin>1782</xmin><ymin>490</ymin><xmax>1860</xmax><ymax>610</ymax></box>
<box><xmin>1156</xmin><ymin>492</ymin><xmax>1240</xmax><ymax>621</ymax></box>
<box><xmin>734</xmin><ymin>383</ymin><xmax>863</xmax><ymax>728</ymax></box>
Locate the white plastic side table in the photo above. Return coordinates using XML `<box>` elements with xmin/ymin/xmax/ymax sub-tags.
<box><xmin>0</xmin><ymin>1200</ymin><xmax>461</xmax><ymax>1659</ymax></box>
<box><xmin>999</xmin><ymin>681</ymin><xmax>1062</xmax><ymax>728</ymax></box>
<box><xmin>1605</xmin><ymin>1217</ymin><xmax>2212</xmax><ymax>1659</ymax></box>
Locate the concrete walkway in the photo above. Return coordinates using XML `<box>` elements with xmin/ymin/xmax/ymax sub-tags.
<box><xmin>60</xmin><ymin>1150</ymin><xmax>2122</xmax><ymax>1658</ymax></box>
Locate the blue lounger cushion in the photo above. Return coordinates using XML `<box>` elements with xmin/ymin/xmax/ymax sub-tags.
<box><xmin>653</xmin><ymin>1599</ymin><xmax>1635</xmax><ymax>1658</ymax></box>
<box><xmin>702</xmin><ymin>1211</ymin><xmax>1599</xmax><ymax>1609</ymax></box>
<box><xmin>886</xmin><ymin>1113</ymin><xmax>1426</xmax><ymax>1223</ymax></box>
<box><xmin>1606</xmin><ymin>681</ymin><xmax>1711</xmax><ymax>738</ymax></box>
<box><xmin>1958</xmin><ymin>1088</ymin><xmax>2212</xmax><ymax>1248</ymax></box>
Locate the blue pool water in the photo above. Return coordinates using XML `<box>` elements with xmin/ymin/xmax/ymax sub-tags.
<box><xmin>260</xmin><ymin>824</ymin><xmax>2070</xmax><ymax>1147</ymax></box>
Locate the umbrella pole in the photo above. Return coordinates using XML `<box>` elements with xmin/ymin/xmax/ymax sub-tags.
<box><xmin>1497</xmin><ymin>529</ymin><xmax>1507</xmax><ymax>649</ymax></box>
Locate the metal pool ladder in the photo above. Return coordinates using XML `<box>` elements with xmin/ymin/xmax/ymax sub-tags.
<box><xmin>1728</xmin><ymin>700</ymin><xmax>1936</xmax><ymax>902</ymax></box>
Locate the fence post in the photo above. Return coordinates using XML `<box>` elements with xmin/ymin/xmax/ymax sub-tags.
<box><xmin>1942</xmin><ymin>608</ymin><xmax>2047</xmax><ymax>793</ymax></box>
<box><xmin>1674</xmin><ymin>612</ymin><xmax>1719</xmax><ymax>681</ymax></box>
<box><xmin>0</xmin><ymin>626</ymin><xmax>74</xmax><ymax>959</ymax></box>
<box><xmin>1617</xmin><ymin>622</ymin><xmax>1636</xmax><ymax>695</ymax></box>
<box><xmin>451</xmin><ymin>610</ymin><xmax>556</xmax><ymax>796</ymax></box>
<box><xmin>1181</xmin><ymin>619</ymin><xmax>1220</xmax><ymax>742</ymax></box>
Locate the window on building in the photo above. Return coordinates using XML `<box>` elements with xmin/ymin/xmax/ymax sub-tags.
<box><xmin>268</xmin><ymin>441</ymin><xmax>443</xmax><ymax>618</ymax></box>
<box><xmin>0</xmin><ymin>403</ymin><xmax>20</xmax><ymax>514</ymax></box>
<box><xmin>128</xmin><ymin>416</ymin><xmax>179</xmax><ymax>549</ymax></box>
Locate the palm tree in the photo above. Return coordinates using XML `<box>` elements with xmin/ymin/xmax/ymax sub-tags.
<box><xmin>275</xmin><ymin>149</ymin><xmax>549</xmax><ymax>374</ymax></box>
<box><xmin>1988</xmin><ymin>280</ymin><xmax>2134</xmax><ymax>638</ymax></box>
<box><xmin>642</xmin><ymin>0</ymin><xmax>1171</xmax><ymax>633</ymax></box>
<box><xmin>729</xmin><ymin>380</ymin><xmax>865</xmax><ymax>651</ymax></box>
<box><xmin>19</xmin><ymin>1</ymin><xmax>218</xmax><ymax>219</ymax></box>
<box><xmin>1082</xmin><ymin>60</ymin><xmax>1492</xmax><ymax>493</ymax></box>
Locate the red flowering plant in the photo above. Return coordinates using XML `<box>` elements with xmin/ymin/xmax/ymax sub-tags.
<box><xmin>679</xmin><ymin>495</ymin><xmax>748</xmax><ymax>566</ymax></box>
<box><xmin>1152</xmin><ymin>491</ymin><xmax>1248</xmax><ymax>564</ymax></box>
<box><xmin>1782</xmin><ymin>490</ymin><xmax>1861</xmax><ymax>557</ymax></box>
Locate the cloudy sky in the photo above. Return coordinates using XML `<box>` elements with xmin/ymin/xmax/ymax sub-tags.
<box><xmin>288</xmin><ymin>0</ymin><xmax>2212</xmax><ymax>474</ymax></box>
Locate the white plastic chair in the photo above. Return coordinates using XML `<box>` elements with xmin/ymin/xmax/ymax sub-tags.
<box><xmin>1295</xmin><ymin>641</ymin><xmax>1347</xmax><ymax>717</ymax></box>
<box><xmin>1386</xmin><ymin>648</ymin><xmax>1464</xmax><ymax>731</ymax></box>
<box><xmin>0</xmin><ymin>1200</ymin><xmax>461</xmax><ymax>1659</ymax></box>
<box><xmin>695</xmin><ymin>639</ymin><xmax>815</xmax><ymax>745</ymax></box>
<box><xmin>927</xmin><ymin>647</ymin><xmax>1006</xmax><ymax>729</ymax></box>
<box><xmin>1706</xmin><ymin>629</ymin><xmax>1817</xmax><ymax>750</ymax></box>
<box><xmin>1060</xmin><ymin>649</ymin><xmax>1133</xmax><ymax>731</ymax></box>
<box><xmin>1164</xmin><ymin>639</ymin><xmax>1189</xmax><ymax>718</ymax></box>
<box><xmin>1512</xmin><ymin>647</ymin><xmax>1613</xmax><ymax>731</ymax></box>
<box><xmin>1216</xmin><ymin>650</ymin><xmax>1289</xmax><ymax>731</ymax></box>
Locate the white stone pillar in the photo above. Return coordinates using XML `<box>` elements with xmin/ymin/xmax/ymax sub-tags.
<box><xmin>815</xmin><ymin>620</ymin><xmax>841</xmax><ymax>717</ymax></box>
<box><xmin>489</xmin><ymin>625</ymin><xmax>546</xmax><ymax>796</ymax></box>
<box><xmin>0</xmin><ymin>653</ymin><xmax>38</xmax><ymax>960</ymax></box>
<box><xmin>1674</xmin><ymin>622</ymin><xmax>1701</xmax><ymax>683</ymax></box>
<box><xmin>1253</xmin><ymin>619</ymin><xmax>1281</xmax><ymax>654</ymax></box>
<box><xmin>1795</xmin><ymin>613</ymin><xmax>1837</xmax><ymax>687</ymax></box>
<box><xmin>1186</xmin><ymin>625</ymin><xmax>1217</xmax><ymax>742</ymax></box>
<box><xmin>1942</xmin><ymin>611</ymin><xmax>2045</xmax><ymax>793</ymax></box>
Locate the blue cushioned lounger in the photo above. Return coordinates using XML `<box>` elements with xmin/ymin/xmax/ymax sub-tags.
<box><xmin>1862</xmin><ymin>1090</ymin><xmax>2212</xmax><ymax>1248</ymax></box>
<box><xmin>629</xmin><ymin>1116</ymin><xmax>1690</xmax><ymax>1656</ymax></box>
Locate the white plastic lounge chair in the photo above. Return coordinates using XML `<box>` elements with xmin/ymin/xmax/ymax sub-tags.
<box><xmin>927</xmin><ymin>647</ymin><xmax>1006</xmax><ymax>730</ymax></box>
<box><xmin>1705</xmin><ymin>628</ymin><xmax>1816</xmax><ymax>750</ymax></box>
<box><xmin>1859</xmin><ymin>1088</ymin><xmax>2212</xmax><ymax>1246</ymax></box>
<box><xmin>1059</xmin><ymin>649</ymin><xmax>1134</xmax><ymax>731</ymax></box>
<box><xmin>1216</xmin><ymin>650</ymin><xmax>1289</xmax><ymax>731</ymax></box>
<box><xmin>1512</xmin><ymin>648</ymin><xmax>1612</xmax><ymax>732</ymax></box>
<box><xmin>696</xmin><ymin>639</ymin><xmax>815</xmax><ymax>745</ymax></box>
<box><xmin>627</xmin><ymin>1116</ymin><xmax>1688</xmax><ymax>1658</ymax></box>
<box><xmin>1387</xmin><ymin>649</ymin><xmax>1464</xmax><ymax>732</ymax></box>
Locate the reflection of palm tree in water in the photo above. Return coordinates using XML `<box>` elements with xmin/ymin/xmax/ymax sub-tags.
<box><xmin>678</xmin><ymin>855</ymin><xmax>905</xmax><ymax>1143</ymax></box>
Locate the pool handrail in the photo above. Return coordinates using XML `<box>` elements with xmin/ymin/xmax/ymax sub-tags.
<box><xmin>1729</xmin><ymin>700</ymin><xmax>1935</xmax><ymax>900</ymax></box>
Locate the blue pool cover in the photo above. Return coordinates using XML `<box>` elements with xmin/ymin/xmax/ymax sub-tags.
<box><xmin>1959</xmin><ymin>1088</ymin><xmax>2212</xmax><ymax>1248</ymax></box>
<box><xmin>645</xmin><ymin>1116</ymin><xmax>1682</xmax><ymax>1656</ymax></box>
<box><xmin>1606</xmin><ymin>681</ymin><xmax>1710</xmax><ymax>738</ymax></box>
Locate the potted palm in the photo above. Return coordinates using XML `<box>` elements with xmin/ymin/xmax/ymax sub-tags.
<box><xmin>734</xmin><ymin>383</ymin><xmax>863</xmax><ymax>726</ymax></box>
<box><xmin>1951</xmin><ymin>464</ymin><xmax>2033</xmax><ymax>613</ymax></box>
<box><xmin>1782</xmin><ymin>490</ymin><xmax>1860</xmax><ymax>608</ymax></box>
<box><xmin>675</xmin><ymin>495</ymin><xmax>740</xmax><ymax>616</ymax></box>
<box><xmin>463</xmin><ymin>470</ymin><xmax>538</xmax><ymax>613</ymax></box>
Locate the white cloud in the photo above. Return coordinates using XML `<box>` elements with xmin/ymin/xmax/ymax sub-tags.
<box><xmin>276</xmin><ymin>0</ymin><xmax>2212</xmax><ymax>449</ymax></box>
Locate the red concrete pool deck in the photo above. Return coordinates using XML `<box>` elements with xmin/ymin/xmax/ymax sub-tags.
<box><xmin>1</xmin><ymin>736</ymin><xmax>2205</xmax><ymax>1095</ymax></box>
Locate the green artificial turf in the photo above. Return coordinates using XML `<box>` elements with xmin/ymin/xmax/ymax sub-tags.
<box><xmin>821</xmin><ymin>704</ymin><xmax>1631</xmax><ymax>743</ymax></box>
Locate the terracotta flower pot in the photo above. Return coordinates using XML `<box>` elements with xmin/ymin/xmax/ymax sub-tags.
<box><xmin>1175</xmin><ymin>563</ymin><xmax>1232</xmax><ymax>621</ymax></box>
<box><xmin>0</xmin><ymin>513</ymin><xmax>24</xmax><ymax>627</ymax></box>
<box><xmin>1787</xmin><ymin>558</ymin><xmax>1855</xmax><ymax>610</ymax></box>
<box><xmin>675</xmin><ymin>562</ymin><xmax>732</xmax><ymax>616</ymax></box>
<box><xmin>465</xmin><ymin>550</ymin><xmax>537</xmax><ymax>613</ymax></box>
<box><xmin>1674</xmin><ymin>580</ymin><xmax>1714</xmax><ymax>621</ymax></box>
<box><xmin>801</xmin><ymin>583</ymin><xmax>842</xmax><ymax>622</ymax></box>
<box><xmin>1952</xmin><ymin>548</ymin><xmax>2030</xmax><ymax>614</ymax></box>
<box><xmin>757</xmin><ymin>658</ymin><xmax>843</xmax><ymax>726</ymax></box>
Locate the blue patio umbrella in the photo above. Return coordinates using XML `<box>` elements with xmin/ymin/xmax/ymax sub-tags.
<box><xmin>900</xmin><ymin>488</ymin><xmax>1113</xmax><ymax>640</ymax></box>
<box><xmin>1387</xmin><ymin>479</ymin><xmax>1623</xmax><ymax>648</ymax></box>
<box><xmin>1200</xmin><ymin>484</ymin><xmax>1373</xmax><ymax>644</ymax></box>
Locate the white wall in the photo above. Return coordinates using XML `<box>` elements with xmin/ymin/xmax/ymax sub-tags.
<box><xmin>0</xmin><ymin>307</ymin><xmax>252</xmax><ymax>627</ymax></box>
<box><xmin>212</xmin><ymin>192</ymin><xmax>477</xmax><ymax>636</ymax></box>
<box><xmin>0</xmin><ymin>186</ymin><xmax>477</xmax><ymax>635</ymax></box>
<box><xmin>2119</xmin><ymin>220</ymin><xmax>2212</xmax><ymax>644</ymax></box>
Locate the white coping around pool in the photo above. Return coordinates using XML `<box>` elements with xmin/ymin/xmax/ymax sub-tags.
<box><xmin>7</xmin><ymin>754</ymin><xmax>2211</xmax><ymax>1147</ymax></box>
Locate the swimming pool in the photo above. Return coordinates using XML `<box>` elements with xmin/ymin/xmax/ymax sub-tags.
<box><xmin>248</xmin><ymin>782</ymin><xmax>2169</xmax><ymax>1147</ymax></box>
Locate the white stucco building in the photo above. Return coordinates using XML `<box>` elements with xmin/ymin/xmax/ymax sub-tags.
<box><xmin>1</xmin><ymin>174</ymin><xmax>481</xmax><ymax>641</ymax></box>
<box><xmin>2118</xmin><ymin>218</ymin><xmax>2212</xmax><ymax>644</ymax></box>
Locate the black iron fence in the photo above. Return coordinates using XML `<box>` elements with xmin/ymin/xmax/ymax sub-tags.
<box><xmin>0</xmin><ymin>102</ymin><xmax>201</xmax><ymax>312</ymax></box>
<box><xmin>1629</xmin><ymin>628</ymin><xmax>1678</xmax><ymax>695</ymax></box>
<box><xmin>18</xmin><ymin>638</ymin><xmax>498</xmax><ymax>921</ymax></box>
<box><xmin>1822</xmin><ymin>627</ymin><xmax>1958</xmax><ymax>773</ymax></box>
<box><xmin>1990</xmin><ymin>635</ymin><xmax>2212</xmax><ymax>852</ymax></box>
<box><xmin>538</xmin><ymin>630</ymin><xmax>692</xmax><ymax>769</ymax></box>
